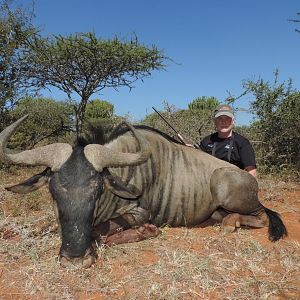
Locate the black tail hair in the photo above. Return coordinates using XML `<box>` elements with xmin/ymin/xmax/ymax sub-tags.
<box><xmin>264</xmin><ymin>207</ymin><xmax>288</xmax><ymax>241</ymax></box>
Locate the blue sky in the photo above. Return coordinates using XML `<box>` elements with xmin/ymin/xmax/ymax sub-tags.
<box><xmin>22</xmin><ymin>0</ymin><xmax>300</xmax><ymax>125</ymax></box>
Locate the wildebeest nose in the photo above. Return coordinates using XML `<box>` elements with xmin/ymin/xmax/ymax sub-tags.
<box><xmin>59</xmin><ymin>255</ymin><xmax>96</xmax><ymax>268</ymax></box>
<box><xmin>59</xmin><ymin>248</ymin><xmax>97</xmax><ymax>268</ymax></box>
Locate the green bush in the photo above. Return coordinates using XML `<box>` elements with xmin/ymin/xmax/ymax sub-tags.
<box><xmin>244</xmin><ymin>72</ymin><xmax>300</xmax><ymax>171</ymax></box>
<box><xmin>84</xmin><ymin>99</ymin><xmax>114</xmax><ymax>121</ymax></box>
<box><xmin>142</xmin><ymin>98</ymin><xmax>219</xmax><ymax>144</ymax></box>
<box><xmin>9</xmin><ymin>97</ymin><xmax>73</xmax><ymax>149</ymax></box>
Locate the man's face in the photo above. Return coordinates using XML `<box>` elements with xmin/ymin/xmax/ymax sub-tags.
<box><xmin>214</xmin><ymin>115</ymin><xmax>234</xmax><ymax>134</ymax></box>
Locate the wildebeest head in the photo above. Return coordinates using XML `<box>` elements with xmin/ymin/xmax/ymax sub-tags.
<box><xmin>1</xmin><ymin>115</ymin><xmax>151</xmax><ymax>268</ymax></box>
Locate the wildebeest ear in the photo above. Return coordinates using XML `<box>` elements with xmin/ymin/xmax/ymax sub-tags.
<box><xmin>5</xmin><ymin>167</ymin><xmax>51</xmax><ymax>194</ymax></box>
<box><xmin>103</xmin><ymin>169</ymin><xmax>141</xmax><ymax>199</ymax></box>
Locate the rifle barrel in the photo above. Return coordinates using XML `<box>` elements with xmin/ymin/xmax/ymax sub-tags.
<box><xmin>151</xmin><ymin>107</ymin><xmax>179</xmax><ymax>135</ymax></box>
<box><xmin>152</xmin><ymin>106</ymin><xmax>186</xmax><ymax>145</ymax></box>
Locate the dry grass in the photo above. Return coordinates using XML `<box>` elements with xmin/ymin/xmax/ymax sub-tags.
<box><xmin>0</xmin><ymin>167</ymin><xmax>300</xmax><ymax>300</ymax></box>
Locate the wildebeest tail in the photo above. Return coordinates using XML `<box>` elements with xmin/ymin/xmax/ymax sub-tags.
<box><xmin>264</xmin><ymin>207</ymin><xmax>287</xmax><ymax>241</ymax></box>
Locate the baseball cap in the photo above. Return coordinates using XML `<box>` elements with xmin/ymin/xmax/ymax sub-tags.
<box><xmin>214</xmin><ymin>104</ymin><xmax>234</xmax><ymax>119</ymax></box>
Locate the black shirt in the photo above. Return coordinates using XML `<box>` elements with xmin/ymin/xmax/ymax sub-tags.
<box><xmin>199</xmin><ymin>132</ymin><xmax>256</xmax><ymax>169</ymax></box>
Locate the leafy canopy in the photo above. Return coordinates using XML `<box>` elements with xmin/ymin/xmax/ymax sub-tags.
<box><xmin>25</xmin><ymin>32</ymin><xmax>168</xmax><ymax>132</ymax></box>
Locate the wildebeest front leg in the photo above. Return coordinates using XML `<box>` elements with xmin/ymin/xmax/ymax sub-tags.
<box><xmin>104</xmin><ymin>223</ymin><xmax>161</xmax><ymax>246</ymax></box>
<box><xmin>92</xmin><ymin>206</ymin><xmax>161</xmax><ymax>246</ymax></box>
<box><xmin>92</xmin><ymin>216</ymin><xmax>132</xmax><ymax>239</ymax></box>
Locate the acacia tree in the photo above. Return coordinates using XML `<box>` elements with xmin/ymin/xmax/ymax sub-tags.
<box><xmin>0</xmin><ymin>0</ymin><xmax>37</xmax><ymax>129</ymax></box>
<box><xmin>25</xmin><ymin>32</ymin><xmax>167</xmax><ymax>133</ymax></box>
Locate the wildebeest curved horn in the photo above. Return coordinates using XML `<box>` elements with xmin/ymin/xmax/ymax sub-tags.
<box><xmin>0</xmin><ymin>115</ymin><xmax>72</xmax><ymax>171</ymax></box>
<box><xmin>84</xmin><ymin>122</ymin><xmax>151</xmax><ymax>172</ymax></box>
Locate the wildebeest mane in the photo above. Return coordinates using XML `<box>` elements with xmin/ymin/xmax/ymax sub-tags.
<box><xmin>77</xmin><ymin>122</ymin><xmax>182</xmax><ymax>147</ymax></box>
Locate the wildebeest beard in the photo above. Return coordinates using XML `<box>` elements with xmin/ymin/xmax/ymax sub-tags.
<box><xmin>49</xmin><ymin>146</ymin><xmax>103</xmax><ymax>258</ymax></box>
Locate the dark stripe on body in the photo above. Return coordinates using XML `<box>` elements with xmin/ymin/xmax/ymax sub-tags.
<box><xmin>161</xmin><ymin>142</ymin><xmax>174</xmax><ymax>224</ymax></box>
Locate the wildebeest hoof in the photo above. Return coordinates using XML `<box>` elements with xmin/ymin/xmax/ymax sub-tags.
<box><xmin>137</xmin><ymin>223</ymin><xmax>161</xmax><ymax>236</ymax></box>
<box><xmin>222</xmin><ymin>213</ymin><xmax>241</xmax><ymax>233</ymax></box>
<box><xmin>223</xmin><ymin>225</ymin><xmax>236</xmax><ymax>233</ymax></box>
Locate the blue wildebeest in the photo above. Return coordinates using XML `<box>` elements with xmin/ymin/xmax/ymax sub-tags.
<box><xmin>1</xmin><ymin>116</ymin><xmax>287</xmax><ymax>267</ymax></box>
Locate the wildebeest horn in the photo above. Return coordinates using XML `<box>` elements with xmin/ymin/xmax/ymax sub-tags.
<box><xmin>84</xmin><ymin>122</ymin><xmax>151</xmax><ymax>172</ymax></box>
<box><xmin>0</xmin><ymin>115</ymin><xmax>72</xmax><ymax>171</ymax></box>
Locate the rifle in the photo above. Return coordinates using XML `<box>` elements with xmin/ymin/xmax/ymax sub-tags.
<box><xmin>152</xmin><ymin>106</ymin><xmax>188</xmax><ymax>145</ymax></box>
